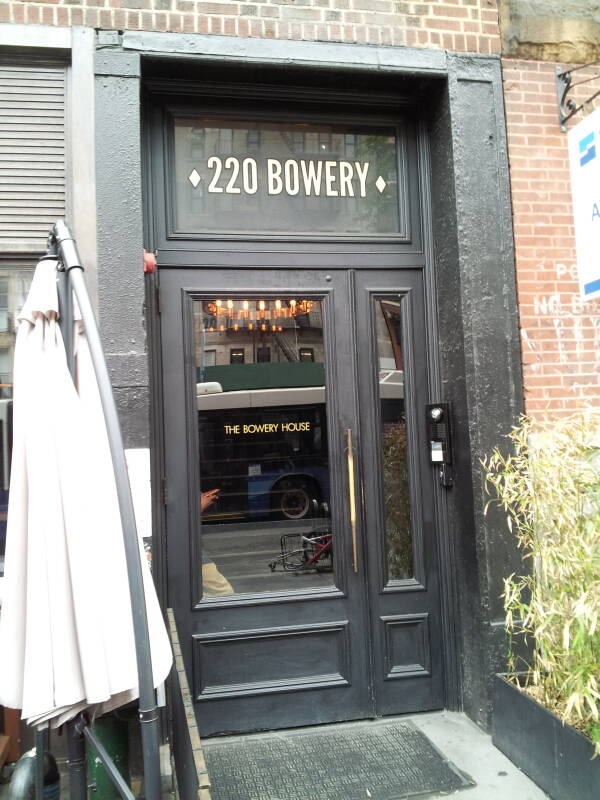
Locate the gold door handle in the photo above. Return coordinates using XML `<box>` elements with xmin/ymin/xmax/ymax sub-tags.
<box><xmin>346</xmin><ymin>428</ymin><xmax>359</xmax><ymax>573</ymax></box>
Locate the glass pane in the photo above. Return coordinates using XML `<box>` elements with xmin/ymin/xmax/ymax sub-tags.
<box><xmin>375</xmin><ymin>297</ymin><xmax>413</xmax><ymax>581</ymax></box>
<box><xmin>174</xmin><ymin>119</ymin><xmax>400</xmax><ymax>235</ymax></box>
<box><xmin>0</xmin><ymin>266</ymin><xmax>35</xmax><ymax>578</ymax></box>
<box><xmin>194</xmin><ymin>296</ymin><xmax>335</xmax><ymax>599</ymax></box>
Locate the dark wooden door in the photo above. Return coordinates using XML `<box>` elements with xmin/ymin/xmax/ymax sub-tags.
<box><xmin>353</xmin><ymin>269</ymin><xmax>444</xmax><ymax>716</ymax></box>
<box><xmin>160</xmin><ymin>266</ymin><xmax>443</xmax><ymax>735</ymax></box>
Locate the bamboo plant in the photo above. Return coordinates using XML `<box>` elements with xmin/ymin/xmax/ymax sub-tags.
<box><xmin>483</xmin><ymin>413</ymin><xmax>600</xmax><ymax>755</ymax></box>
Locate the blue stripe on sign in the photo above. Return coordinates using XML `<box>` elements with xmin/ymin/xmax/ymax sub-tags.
<box><xmin>583</xmin><ymin>277</ymin><xmax>600</xmax><ymax>295</ymax></box>
<box><xmin>579</xmin><ymin>131</ymin><xmax>596</xmax><ymax>166</ymax></box>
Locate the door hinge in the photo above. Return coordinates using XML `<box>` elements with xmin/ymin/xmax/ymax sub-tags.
<box><xmin>160</xmin><ymin>476</ymin><xmax>168</xmax><ymax>506</ymax></box>
<box><xmin>155</xmin><ymin>286</ymin><xmax>161</xmax><ymax>314</ymax></box>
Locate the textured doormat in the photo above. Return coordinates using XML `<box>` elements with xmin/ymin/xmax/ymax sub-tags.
<box><xmin>203</xmin><ymin>719</ymin><xmax>475</xmax><ymax>800</ymax></box>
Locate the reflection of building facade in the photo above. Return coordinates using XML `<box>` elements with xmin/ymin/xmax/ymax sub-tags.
<box><xmin>194</xmin><ymin>299</ymin><xmax>325</xmax><ymax>367</ymax></box>
<box><xmin>2</xmin><ymin>0</ymin><xmax>600</xmax><ymax>789</ymax></box>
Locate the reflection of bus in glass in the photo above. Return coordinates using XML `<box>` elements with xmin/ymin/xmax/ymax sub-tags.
<box><xmin>197</xmin><ymin>385</ymin><xmax>329</xmax><ymax>523</ymax></box>
<box><xmin>0</xmin><ymin>399</ymin><xmax>12</xmax><ymax>568</ymax></box>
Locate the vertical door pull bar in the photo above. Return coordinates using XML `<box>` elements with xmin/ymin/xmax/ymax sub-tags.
<box><xmin>346</xmin><ymin>428</ymin><xmax>359</xmax><ymax>573</ymax></box>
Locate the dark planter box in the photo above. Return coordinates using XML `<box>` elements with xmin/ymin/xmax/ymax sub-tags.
<box><xmin>492</xmin><ymin>674</ymin><xmax>600</xmax><ymax>800</ymax></box>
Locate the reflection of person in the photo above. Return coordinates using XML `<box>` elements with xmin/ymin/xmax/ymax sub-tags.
<box><xmin>200</xmin><ymin>489</ymin><xmax>234</xmax><ymax>597</ymax></box>
<box><xmin>201</xmin><ymin>488</ymin><xmax>220</xmax><ymax>512</ymax></box>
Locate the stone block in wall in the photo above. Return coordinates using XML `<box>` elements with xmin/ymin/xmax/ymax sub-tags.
<box><xmin>499</xmin><ymin>0</ymin><xmax>600</xmax><ymax>63</ymax></box>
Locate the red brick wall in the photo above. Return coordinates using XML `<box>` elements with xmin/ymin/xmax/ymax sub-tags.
<box><xmin>1</xmin><ymin>0</ymin><xmax>500</xmax><ymax>51</ymax></box>
<box><xmin>502</xmin><ymin>59</ymin><xmax>600</xmax><ymax>416</ymax></box>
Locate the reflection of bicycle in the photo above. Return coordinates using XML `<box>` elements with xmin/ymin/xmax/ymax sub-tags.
<box><xmin>268</xmin><ymin>531</ymin><xmax>333</xmax><ymax>573</ymax></box>
<box><xmin>268</xmin><ymin>500</ymin><xmax>332</xmax><ymax>573</ymax></box>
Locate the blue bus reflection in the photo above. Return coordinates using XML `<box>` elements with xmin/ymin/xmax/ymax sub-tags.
<box><xmin>198</xmin><ymin>386</ymin><xmax>330</xmax><ymax>524</ymax></box>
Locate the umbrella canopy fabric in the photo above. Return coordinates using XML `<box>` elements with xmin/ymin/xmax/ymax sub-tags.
<box><xmin>0</xmin><ymin>258</ymin><xmax>172</xmax><ymax>728</ymax></box>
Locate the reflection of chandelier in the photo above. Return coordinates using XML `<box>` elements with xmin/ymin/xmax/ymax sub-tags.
<box><xmin>203</xmin><ymin>298</ymin><xmax>314</xmax><ymax>332</ymax></box>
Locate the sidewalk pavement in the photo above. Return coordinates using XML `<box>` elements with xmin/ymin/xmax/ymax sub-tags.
<box><xmin>0</xmin><ymin>710</ymin><xmax>549</xmax><ymax>799</ymax></box>
<box><xmin>410</xmin><ymin>710</ymin><xmax>549</xmax><ymax>799</ymax></box>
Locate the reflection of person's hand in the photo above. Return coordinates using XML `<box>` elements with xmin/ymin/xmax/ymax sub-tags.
<box><xmin>200</xmin><ymin>489</ymin><xmax>220</xmax><ymax>512</ymax></box>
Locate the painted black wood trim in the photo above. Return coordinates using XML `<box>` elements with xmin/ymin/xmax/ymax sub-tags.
<box><xmin>145</xmin><ymin>81</ymin><xmax>434</xmax><ymax>108</ymax></box>
<box><xmin>180</xmin><ymin>282</ymin><xmax>351</xmax><ymax>608</ymax></box>
<box><xmin>162</xmin><ymin>107</ymin><xmax>412</xmax><ymax>244</ymax></box>
<box><xmin>155</xmin><ymin>250</ymin><xmax>428</xmax><ymax>267</ymax></box>
<box><xmin>181</xmin><ymin>289</ymin><xmax>204</xmax><ymax>610</ymax></box>
<box><xmin>400</xmin><ymin>285</ymin><xmax>427</xmax><ymax>591</ymax></box>
<box><xmin>197</xmin><ymin>674</ymin><xmax>351</xmax><ymax>700</ymax></box>
<box><xmin>147</xmin><ymin>90</ymin><xmax>423</xmax><ymax>251</ymax></box>
<box><xmin>358</xmin><ymin>283</ymin><xmax>427</xmax><ymax>593</ymax></box>
<box><xmin>196</xmin><ymin>586</ymin><xmax>346</xmax><ymax>610</ymax></box>
<box><xmin>145</xmin><ymin>270</ymin><xmax>168</xmax><ymax>610</ymax></box>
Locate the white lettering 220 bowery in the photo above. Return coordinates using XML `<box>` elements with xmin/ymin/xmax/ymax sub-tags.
<box><xmin>205</xmin><ymin>156</ymin><xmax>371</xmax><ymax>197</ymax></box>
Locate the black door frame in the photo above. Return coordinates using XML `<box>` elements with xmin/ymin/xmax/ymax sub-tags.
<box><xmin>142</xmin><ymin>76</ymin><xmax>463</xmax><ymax>719</ymax></box>
<box><xmin>89</xmin><ymin>39</ymin><xmax>521</xmax><ymax>735</ymax></box>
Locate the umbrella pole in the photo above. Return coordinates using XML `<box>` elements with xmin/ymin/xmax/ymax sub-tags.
<box><xmin>52</xmin><ymin>221</ymin><xmax>162</xmax><ymax>800</ymax></box>
<box><xmin>66</xmin><ymin>716</ymin><xmax>88</xmax><ymax>800</ymax></box>
<box><xmin>56</xmin><ymin>253</ymin><xmax>91</xmax><ymax>800</ymax></box>
<box><xmin>34</xmin><ymin>729</ymin><xmax>47</xmax><ymax>800</ymax></box>
<box><xmin>56</xmin><ymin>257</ymin><xmax>75</xmax><ymax>380</ymax></box>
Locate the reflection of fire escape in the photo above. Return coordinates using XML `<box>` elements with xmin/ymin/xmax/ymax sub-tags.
<box><xmin>273</xmin><ymin>331</ymin><xmax>299</xmax><ymax>362</ymax></box>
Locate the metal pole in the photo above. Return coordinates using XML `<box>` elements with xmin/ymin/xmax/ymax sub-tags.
<box><xmin>52</xmin><ymin>220</ymin><xmax>162</xmax><ymax>800</ymax></box>
<box><xmin>34</xmin><ymin>729</ymin><xmax>45</xmax><ymax>800</ymax></box>
<box><xmin>56</xmin><ymin>263</ymin><xmax>75</xmax><ymax>380</ymax></box>
<box><xmin>66</xmin><ymin>716</ymin><xmax>88</xmax><ymax>800</ymax></box>
<box><xmin>54</xmin><ymin>238</ymin><xmax>88</xmax><ymax>800</ymax></box>
<box><xmin>35</xmin><ymin>240</ymin><xmax>61</xmax><ymax>800</ymax></box>
<box><xmin>55</xmin><ymin>272</ymin><xmax>87</xmax><ymax>800</ymax></box>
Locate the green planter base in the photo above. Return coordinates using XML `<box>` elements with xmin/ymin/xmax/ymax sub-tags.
<box><xmin>87</xmin><ymin>713</ymin><xmax>130</xmax><ymax>800</ymax></box>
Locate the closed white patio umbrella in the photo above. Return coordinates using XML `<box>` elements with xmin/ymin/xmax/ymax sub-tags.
<box><xmin>0</xmin><ymin>254</ymin><xmax>172</xmax><ymax>730</ymax></box>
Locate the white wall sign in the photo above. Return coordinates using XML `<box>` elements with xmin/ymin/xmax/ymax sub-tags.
<box><xmin>568</xmin><ymin>107</ymin><xmax>600</xmax><ymax>301</ymax></box>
